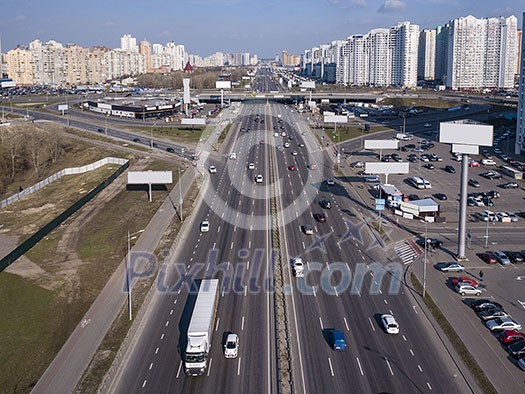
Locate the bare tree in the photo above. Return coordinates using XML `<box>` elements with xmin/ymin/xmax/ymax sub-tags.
<box><xmin>48</xmin><ymin>133</ymin><xmax>66</xmax><ymax>164</ymax></box>
<box><xmin>25</xmin><ymin>129</ymin><xmax>49</xmax><ymax>178</ymax></box>
<box><xmin>0</xmin><ymin>127</ymin><xmax>25</xmax><ymax>179</ymax></box>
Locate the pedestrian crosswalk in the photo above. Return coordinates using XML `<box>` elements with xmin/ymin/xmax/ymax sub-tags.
<box><xmin>394</xmin><ymin>238</ymin><xmax>424</xmax><ymax>264</ymax></box>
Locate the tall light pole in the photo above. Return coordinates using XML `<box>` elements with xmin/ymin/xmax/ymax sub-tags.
<box><xmin>105</xmin><ymin>113</ymin><xmax>109</xmax><ymax>136</ymax></box>
<box><xmin>179</xmin><ymin>167</ymin><xmax>183</xmax><ymax>222</ymax></box>
<box><xmin>423</xmin><ymin>220</ymin><xmax>428</xmax><ymax>298</ymax></box>
<box><xmin>126</xmin><ymin>229</ymin><xmax>144</xmax><ymax>320</ymax></box>
<box><xmin>150</xmin><ymin>122</ymin><xmax>156</xmax><ymax>150</ymax></box>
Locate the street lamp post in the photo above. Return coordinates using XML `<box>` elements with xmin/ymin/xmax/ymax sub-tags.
<box><xmin>150</xmin><ymin>122</ymin><xmax>156</xmax><ymax>150</ymax></box>
<box><xmin>423</xmin><ymin>220</ymin><xmax>428</xmax><ymax>298</ymax></box>
<box><xmin>126</xmin><ymin>229</ymin><xmax>145</xmax><ymax>320</ymax></box>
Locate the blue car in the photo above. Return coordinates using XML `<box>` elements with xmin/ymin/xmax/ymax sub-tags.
<box><xmin>330</xmin><ymin>329</ymin><xmax>347</xmax><ymax>351</ymax></box>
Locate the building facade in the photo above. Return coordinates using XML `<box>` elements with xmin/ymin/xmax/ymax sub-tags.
<box><xmin>418</xmin><ymin>29</ymin><xmax>436</xmax><ymax>81</ymax></box>
<box><xmin>516</xmin><ymin>13</ymin><xmax>525</xmax><ymax>155</ymax></box>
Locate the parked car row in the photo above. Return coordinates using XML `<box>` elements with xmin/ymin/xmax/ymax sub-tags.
<box><xmin>472</xmin><ymin>210</ymin><xmax>519</xmax><ymax>222</ymax></box>
<box><xmin>468</xmin><ymin>299</ymin><xmax>525</xmax><ymax>368</ymax></box>
<box><xmin>478</xmin><ymin>250</ymin><xmax>525</xmax><ymax>265</ymax></box>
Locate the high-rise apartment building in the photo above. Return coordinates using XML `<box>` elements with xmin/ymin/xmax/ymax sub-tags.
<box><xmin>282</xmin><ymin>50</ymin><xmax>301</xmax><ymax>66</ymax></box>
<box><xmin>434</xmin><ymin>24</ymin><xmax>449</xmax><ymax>83</ymax></box>
<box><xmin>120</xmin><ymin>34</ymin><xmax>137</xmax><ymax>52</ymax></box>
<box><xmin>516</xmin><ymin>13</ymin><xmax>525</xmax><ymax>155</ymax></box>
<box><xmin>139</xmin><ymin>40</ymin><xmax>152</xmax><ymax>71</ymax></box>
<box><xmin>446</xmin><ymin>15</ymin><xmax>517</xmax><ymax>90</ymax></box>
<box><xmin>418</xmin><ymin>29</ymin><xmax>436</xmax><ymax>80</ymax></box>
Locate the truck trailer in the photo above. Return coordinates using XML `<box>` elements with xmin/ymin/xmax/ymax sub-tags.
<box><xmin>184</xmin><ymin>279</ymin><xmax>219</xmax><ymax>376</ymax></box>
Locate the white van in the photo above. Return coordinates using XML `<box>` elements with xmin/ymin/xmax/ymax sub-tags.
<box><xmin>481</xmin><ymin>159</ymin><xmax>496</xmax><ymax>166</ymax></box>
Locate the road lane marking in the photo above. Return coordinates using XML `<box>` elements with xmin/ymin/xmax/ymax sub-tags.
<box><xmin>368</xmin><ymin>317</ymin><xmax>375</xmax><ymax>331</ymax></box>
<box><xmin>427</xmin><ymin>382</ymin><xmax>432</xmax><ymax>390</ymax></box>
<box><xmin>165</xmin><ymin>321</ymin><xmax>169</xmax><ymax>327</ymax></box>
<box><xmin>142</xmin><ymin>380</ymin><xmax>147</xmax><ymax>388</ymax></box>
<box><xmin>155</xmin><ymin>347</ymin><xmax>159</xmax><ymax>354</ymax></box>
<box><xmin>346</xmin><ymin>263</ymin><xmax>350</xmax><ymax>271</ymax></box>
<box><xmin>409</xmin><ymin>349</ymin><xmax>414</xmax><ymax>356</ymax></box>
<box><xmin>218</xmin><ymin>226</ymin><xmax>221</xmax><ymax>233</ymax></box>
<box><xmin>215</xmin><ymin>317</ymin><xmax>220</xmax><ymax>332</ymax></box>
<box><xmin>384</xmin><ymin>299</ymin><xmax>388</xmax><ymax>304</ymax></box>
<box><xmin>237</xmin><ymin>357</ymin><xmax>242</xmax><ymax>375</ymax></box>
<box><xmin>160</xmin><ymin>333</ymin><xmax>164</xmax><ymax>340</ymax></box>
<box><xmin>222</xmin><ymin>287</ymin><xmax>226</xmax><ymax>297</ymax></box>
<box><xmin>334</xmin><ymin>287</ymin><xmax>339</xmax><ymax>297</ymax></box>
<box><xmin>149</xmin><ymin>362</ymin><xmax>153</xmax><ymax>370</ymax></box>
<box><xmin>384</xmin><ymin>357</ymin><xmax>394</xmax><ymax>375</ymax></box>
<box><xmin>412</xmin><ymin>305</ymin><xmax>418</xmax><ymax>314</ymax></box>
<box><xmin>418</xmin><ymin>365</ymin><xmax>423</xmax><ymax>372</ymax></box>
<box><xmin>174</xmin><ymin>299</ymin><xmax>177</xmax><ymax>305</ymax></box>
<box><xmin>344</xmin><ymin>317</ymin><xmax>350</xmax><ymax>331</ymax></box>
<box><xmin>170</xmin><ymin>309</ymin><xmax>173</xmax><ymax>315</ymax></box>
<box><xmin>231</xmin><ymin>242</ymin><xmax>234</xmax><ymax>250</ymax></box>
<box><xmin>207</xmin><ymin>358</ymin><xmax>213</xmax><ymax>376</ymax></box>
<box><xmin>356</xmin><ymin>357</ymin><xmax>364</xmax><ymax>376</ymax></box>
<box><xmin>328</xmin><ymin>358</ymin><xmax>335</xmax><ymax>376</ymax></box>
<box><xmin>402</xmin><ymin>335</ymin><xmax>407</xmax><ymax>342</ymax></box>
<box><xmin>319</xmin><ymin>317</ymin><xmax>324</xmax><ymax>329</ymax></box>
<box><xmin>241</xmin><ymin>315</ymin><xmax>245</xmax><ymax>330</ymax></box>
<box><xmin>213</xmin><ymin>242</ymin><xmax>216</xmax><ymax>249</ymax></box>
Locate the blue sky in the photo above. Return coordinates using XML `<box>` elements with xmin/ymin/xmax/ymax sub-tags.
<box><xmin>1</xmin><ymin>0</ymin><xmax>523</xmax><ymax>58</ymax></box>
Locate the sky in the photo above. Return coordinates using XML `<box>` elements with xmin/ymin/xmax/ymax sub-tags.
<box><xmin>1</xmin><ymin>0</ymin><xmax>523</xmax><ymax>58</ymax></box>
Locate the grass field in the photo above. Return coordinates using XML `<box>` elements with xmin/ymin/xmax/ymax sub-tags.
<box><xmin>323</xmin><ymin>123</ymin><xmax>390</xmax><ymax>143</ymax></box>
<box><xmin>129</xmin><ymin>125</ymin><xmax>208</xmax><ymax>145</ymax></box>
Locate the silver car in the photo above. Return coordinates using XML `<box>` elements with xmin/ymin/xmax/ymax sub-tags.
<box><xmin>486</xmin><ymin>317</ymin><xmax>522</xmax><ymax>331</ymax></box>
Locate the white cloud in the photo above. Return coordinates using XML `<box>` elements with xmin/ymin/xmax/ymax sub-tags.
<box><xmin>378</xmin><ymin>0</ymin><xmax>406</xmax><ymax>13</ymax></box>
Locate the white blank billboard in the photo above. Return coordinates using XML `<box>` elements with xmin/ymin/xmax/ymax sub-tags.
<box><xmin>216</xmin><ymin>81</ymin><xmax>231</xmax><ymax>89</ymax></box>
<box><xmin>128</xmin><ymin>171</ymin><xmax>173</xmax><ymax>184</ymax></box>
<box><xmin>364</xmin><ymin>140</ymin><xmax>399</xmax><ymax>150</ymax></box>
<box><xmin>324</xmin><ymin>115</ymin><xmax>347</xmax><ymax>123</ymax></box>
<box><xmin>301</xmin><ymin>81</ymin><xmax>316</xmax><ymax>89</ymax></box>
<box><xmin>181</xmin><ymin>118</ymin><xmax>206</xmax><ymax>125</ymax></box>
<box><xmin>365</xmin><ymin>162</ymin><xmax>409</xmax><ymax>175</ymax></box>
<box><xmin>439</xmin><ymin>121</ymin><xmax>493</xmax><ymax>146</ymax></box>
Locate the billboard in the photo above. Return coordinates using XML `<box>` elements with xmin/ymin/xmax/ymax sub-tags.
<box><xmin>127</xmin><ymin>171</ymin><xmax>173</xmax><ymax>184</ymax></box>
<box><xmin>183</xmin><ymin>78</ymin><xmax>191</xmax><ymax>104</ymax></box>
<box><xmin>301</xmin><ymin>81</ymin><xmax>316</xmax><ymax>89</ymax></box>
<box><xmin>216</xmin><ymin>81</ymin><xmax>232</xmax><ymax>89</ymax></box>
<box><xmin>365</xmin><ymin>162</ymin><xmax>409</xmax><ymax>175</ymax></box>
<box><xmin>364</xmin><ymin>140</ymin><xmax>399</xmax><ymax>150</ymax></box>
<box><xmin>324</xmin><ymin>115</ymin><xmax>347</xmax><ymax>123</ymax></box>
<box><xmin>58</xmin><ymin>104</ymin><xmax>69</xmax><ymax>111</ymax></box>
<box><xmin>439</xmin><ymin>121</ymin><xmax>493</xmax><ymax>147</ymax></box>
<box><xmin>181</xmin><ymin>118</ymin><xmax>206</xmax><ymax>125</ymax></box>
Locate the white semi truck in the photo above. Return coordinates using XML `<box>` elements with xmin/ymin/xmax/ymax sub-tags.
<box><xmin>184</xmin><ymin>279</ymin><xmax>219</xmax><ymax>376</ymax></box>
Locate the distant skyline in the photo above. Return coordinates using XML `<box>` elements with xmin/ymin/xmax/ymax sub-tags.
<box><xmin>1</xmin><ymin>0</ymin><xmax>523</xmax><ymax>58</ymax></box>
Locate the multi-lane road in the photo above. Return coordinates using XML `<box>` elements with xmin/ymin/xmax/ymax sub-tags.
<box><xmin>105</xmin><ymin>68</ymin><xmax>472</xmax><ymax>394</ymax></box>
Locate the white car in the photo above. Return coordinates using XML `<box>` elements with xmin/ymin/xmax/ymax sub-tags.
<box><xmin>284</xmin><ymin>142</ymin><xmax>291</xmax><ymax>148</ymax></box>
<box><xmin>291</xmin><ymin>257</ymin><xmax>304</xmax><ymax>277</ymax></box>
<box><xmin>291</xmin><ymin>151</ymin><xmax>298</xmax><ymax>156</ymax></box>
<box><xmin>208</xmin><ymin>165</ymin><xmax>217</xmax><ymax>174</ymax></box>
<box><xmin>224</xmin><ymin>333</ymin><xmax>239</xmax><ymax>358</ymax></box>
<box><xmin>485</xmin><ymin>317</ymin><xmax>522</xmax><ymax>332</ymax></box>
<box><xmin>506</xmin><ymin>212</ymin><xmax>519</xmax><ymax>222</ymax></box>
<box><xmin>380</xmin><ymin>314</ymin><xmax>399</xmax><ymax>334</ymax></box>
<box><xmin>455</xmin><ymin>284</ymin><xmax>481</xmax><ymax>296</ymax></box>
<box><xmin>325</xmin><ymin>179</ymin><xmax>335</xmax><ymax>186</ymax></box>
<box><xmin>200</xmin><ymin>220</ymin><xmax>210</xmax><ymax>233</ymax></box>
<box><xmin>255</xmin><ymin>174</ymin><xmax>263</xmax><ymax>183</ymax></box>
<box><xmin>424</xmin><ymin>123</ymin><xmax>432</xmax><ymax>128</ymax></box>
<box><xmin>248</xmin><ymin>162</ymin><xmax>255</xmax><ymax>170</ymax></box>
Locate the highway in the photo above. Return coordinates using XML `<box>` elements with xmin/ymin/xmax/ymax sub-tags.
<box><xmin>105</xmin><ymin>68</ymin><xmax>472</xmax><ymax>394</ymax></box>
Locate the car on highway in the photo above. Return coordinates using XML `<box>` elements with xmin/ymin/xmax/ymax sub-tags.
<box><xmin>291</xmin><ymin>257</ymin><xmax>304</xmax><ymax>277</ymax></box>
<box><xmin>298</xmin><ymin>143</ymin><xmax>305</xmax><ymax>148</ymax></box>
<box><xmin>433</xmin><ymin>193</ymin><xmax>447</xmax><ymax>201</ymax></box>
<box><xmin>132</xmin><ymin>138</ymin><xmax>141</xmax><ymax>143</ymax></box>
<box><xmin>224</xmin><ymin>333</ymin><xmax>239</xmax><ymax>358</ymax></box>
<box><xmin>309</xmin><ymin>163</ymin><xmax>318</xmax><ymax>170</ymax></box>
<box><xmin>255</xmin><ymin>174</ymin><xmax>263</xmax><ymax>183</ymax></box>
<box><xmin>500</xmin><ymin>181</ymin><xmax>519</xmax><ymax>189</ymax></box>
<box><xmin>329</xmin><ymin>329</ymin><xmax>348</xmax><ymax>351</ymax></box>
<box><xmin>200</xmin><ymin>220</ymin><xmax>210</xmax><ymax>233</ymax></box>
<box><xmin>208</xmin><ymin>165</ymin><xmax>217</xmax><ymax>174</ymax></box>
<box><xmin>499</xmin><ymin>330</ymin><xmax>525</xmax><ymax>344</ymax></box>
<box><xmin>365</xmin><ymin>176</ymin><xmax>380</xmax><ymax>183</ymax></box>
<box><xmin>477</xmin><ymin>308</ymin><xmax>510</xmax><ymax>321</ymax></box>
<box><xmin>380</xmin><ymin>314</ymin><xmax>400</xmax><ymax>334</ymax></box>
<box><xmin>468</xmin><ymin>179</ymin><xmax>480</xmax><ymax>188</ymax></box>
<box><xmin>301</xmin><ymin>224</ymin><xmax>314</xmax><ymax>235</ymax></box>
<box><xmin>166</xmin><ymin>147</ymin><xmax>175</xmax><ymax>153</ymax></box>
<box><xmin>470</xmin><ymin>299</ymin><xmax>503</xmax><ymax>312</ymax></box>
<box><xmin>291</xmin><ymin>151</ymin><xmax>298</xmax><ymax>156</ymax></box>
<box><xmin>325</xmin><ymin>179</ymin><xmax>335</xmax><ymax>186</ymax></box>
<box><xmin>97</xmin><ymin>128</ymin><xmax>105</xmax><ymax>133</ymax></box>
<box><xmin>455</xmin><ymin>284</ymin><xmax>481</xmax><ymax>296</ymax></box>
<box><xmin>283</xmin><ymin>142</ymin><xmax>290</xmax><ymax>148</ymax></box>
<box><xmin>435</xmin><ymin>262</ymin><xmax>465</xmax><ymax>272</ymax></box>
<box><xmin>288</xmin><ymin>165</ymin><xmax>296</xmax><ymax>171</ymax></box>
<box><xmin>320</xmin><ymin>199</ymin><xmax>332</xmax><ymax>209</ymax></box>
<box><xmin>493</xmin><ymin>250</ymin><xmax>511</xmax><ymax>265</ymax></box>
<box><xmin>478</xmin><ymin>251</ymin><xmax>497</xmax><ymax>264</ymax></box>
<box><xmin>313</xmin><ymin>213</ymin><xmax>327</xmax><ymax>223</ymax></box>
<box><xmin>424</xmin><ymin>123</ymin><xmax>432</xmax><ymax>127</ymax></box>
<box><xmin>248</xmin><ymin>162</ymin><xmax>255</xmax><ymax>170</ymax></box>
<box><xmin>508</xmin><ymin>341</ymin><xmax>525</xmax><ymax>359</ymax></box>
<box><xmin>486</xmin><ymin>317</ymin><xmax>522</xmax><ymax>332</ymax></box>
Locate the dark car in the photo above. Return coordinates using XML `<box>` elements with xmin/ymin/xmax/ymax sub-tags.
<box><xmin>500</xmin><ymin>182</ymin><xmax>519</xmax><ymax>189</ymax></box>
<box><xmin>487</xmin><ymin>190</ymin><xmax>500</xmax><ymax>199</ymax></box>
<box><xmin>470</xmin><ymin>299</ymin><xmax>503</xmax><ymax>312</ymax></box>
<box><xmin>508</xmin><ymin>341</ymin><xmax>525</xmax><ymax>358</ymax></box>
<box><xmin>97</xmin><ymin>128</ymin><xmax>105</xmax><ymax>133</ymax></box>
<box><xmin>444</xmin><ymin>165</ymin><xmax>456</xmax><ymax>174</ymax></box>
<box><xmin>132</xmin><ymin>138</ymin><xmax>141</xmax><ymax>143</ymax></box>
<box><xmin>433</xmin><ymin>193</ymin><xmax>447</xmax><ymax>201</ymax></box>
<box><xmin>426</xmin><ymin>238</ymin><xmax>443</xmax><ymax>248</ymax></box>
<box><xmin>314</xmin><ymin>213</ymin><xmax>327</xmax><ymax>223</ymax></box>
<box><xmin>320</xmin><ymin>199</ymin><xmax>332</xmax><ymax>209</ymax></box>
<box><xmin>166</xmin><ymin>147</ymin><xmax>175</xmax><ymax>153</ymax></box>
<box><xmin>408</xmin><ymin>194</ymin><xmax>420</xmax><ymax>201</ymax></box>
<box><xmin>329</xmin><ymin>329</ymin><xmax>347</xmax><ymax>351</ymax></box>
<box><xmin>482</xmin><ymin>197</ymin><xmax>494</xmax><ymax>207</ymax></box>
<box><xmin>478</xmin><ymin>251</ymin><xmax>497</xmax><ymax>264</ymax></box>
<box><xmin>424</xmin><ymin>163</ymin><xmax>435</xmax><ymax>170</ymax></box>
<box><xmin>468</xmin><ymin>179</ymin><xmax>480</xmax><ymax>188</ymax></box>
<box><xmin>505</xmin><ymin>251</ymin><xmax>524</xmax><ymax>264</ymax></box>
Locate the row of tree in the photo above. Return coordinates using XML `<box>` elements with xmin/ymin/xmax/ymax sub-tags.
<box><xmin>0</xmin><ymin>124</ymin><xmax>68</xmax><ymax>195</ymax></box>
<box><xmin>136</xmin><ymin>67</ymin><xmax>247</xmax><ymax>90</ymax></box>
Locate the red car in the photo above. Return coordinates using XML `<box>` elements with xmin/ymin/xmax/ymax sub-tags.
<box><xmin>478</xmin><ymin>252</ymin><xmax>497</xmax><ymax>264</ymax></box>
<box><xmin>498</xmin><ymin>330</ymin><xmax>525</xmax><ymax>344</ymax></box>
<box><xmin>288</xmin><ymin>165</ymin><xmax>296</xmax><ymax>171</ymax></box>
<box><xmin>469</xmin><ymin>161</ymin><xmax>480</xmax><ymax>167</ymax></box>
<box><xmin>450</xmin><ymin>276</ymin><xmax>479</xmax><ymax>287</ymax></box>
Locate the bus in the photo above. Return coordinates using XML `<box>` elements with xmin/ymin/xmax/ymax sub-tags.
<box><xmin>499</xmin><ymin>165</ymin><xmax>523</xmax><ymax>180</ymax></box>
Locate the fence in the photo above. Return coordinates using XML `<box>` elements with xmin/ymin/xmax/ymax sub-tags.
<box><xmin>0</xmin><ymin>157</ymin><xmax>129</xmax><ymax>209</ymax></box>
<box><xmin>0</xmin><ymin>158</ymin><xmax>129</xmax><ymax>272</ymax></box>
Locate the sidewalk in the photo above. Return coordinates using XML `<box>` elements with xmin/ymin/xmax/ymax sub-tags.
<box><xmin>31</xmin><ymin>107</ymin><xmax>237</xmax><ymax>394</ymax></box>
